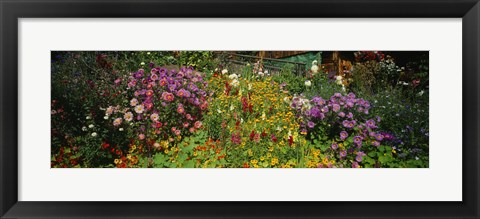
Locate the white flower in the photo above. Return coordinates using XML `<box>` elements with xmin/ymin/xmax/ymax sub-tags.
<box><xmin>147</xmin><ymin>52</ymin><xmax>151</xmax><ymax>55</ymax></box>
<box><xmin>221</xmin><ymin>69</ymin><xmax>228</xmax><ymax>75</ymax></box>
<box><xmin>150</xmin><ymin>113</ymin><xmax>159</xmax><ymax>121</ymax></box>
<box><xmin>304</xmin><ymin>80</ymin><xmax>312</xmax><ymax>87</ymax></box>
<box><xmin>86</xmin><ymin>116</ymin><xmax>91</xmax><ymax>120</ymax></box>
<box><xmin>215</xmin><ymin>68</ymin><xmax>218</xmax><ymax>72</ymax></box>
<box><xmin>342</xmin><ymin>85</ymin><xmax>346</xmax><ymax>92</ymax></box>
<box><xmin>91</xmin><ymin>132</ymin><xmax>97</xmax><ymax>137</ymax></box>
<box><xmin>311</xmin><ymin>65</ymin><xmax>319</xmax><ymax>73</ymax></box>
<box><xmin>312</xmin><ymin>60</ymin><xmax>318</xmax><ymax>65</ymax></box>
<box><xmin>119</xmin><ymin>128</ymin><xmax>124</xmax><ymax>131</ymax></box>
<box><xmin>228</xmin><ymin>74</ymin><xmax>238</xmax><ymax>80</ymax></box>
<box><xmin>230</xmin><ymin>105</ymin><xmax>235</xmax><ymax>111</ymax></box>
<box><xmin>403</xmin><ymin>82</ymin><xmax>409</xmax><ymax>86</ymax></box>
<box><xmin>231</xmin><ymin>79</ymin><xmax>239</xmax><ymax>87</ymax></box>
<box><xmin>88</xmin><ymin>124</ymin><xmax>94</xmax><ymax>129</ymax></box>
<box><xmin>336</xmin><ymin>75</ymin><xmax>343</xmax><ymax>81</ymax></box>
<box><xmin>261</xmin><ymin>112</ymin><xmax>266</xmax><ymax>120</ymax></box>
<box><xmin>417</xmin><ymin>90</ymin><xmax>424</xmax><ymax>96</ymax></box>
<box><xmin>124</xmin><ymin>112</ymin><xmax>134</xmax><ymax>122</ymax></box>
<box><xmin>248</xmin><ymin>83</ymin><xmax>252</xmax><ymax>90</ymax></box>
<box><xmin>104</xmin><ymin>116</ymin><xmax>109</xmax><ymax>120</ymax></box>
<box><xmin>241</xmin><ymin>118</ymin><xmax>244</xmax><ymax>123</ymax></box>
<box><xmin>283</xmin><ymin>97</ymin><xmax>290</xmax><ymax>103</ymax></box>
<box><xmin>258</xmin><ymin>72</ymin><xmax>264</xmax><ymax>77</ymax></box>
<box><xmin>82</xmin><ymin>126</ymin><xmax>87</xmax><ymax>131</ymax></box>
<box><xmin>140</xmin><ymin>62</ymin><xmax>145</xmax><ymax>65</ymax></box>
<box><xmin>134</xmin><ymin>105</ymin><xmax>145</xmax><ymax>114</ymax></box>
<box><xmin>217</xmin><ymin>109</ymin><xmax>222</xmax><ymax>114</ymax></box>
<box><xmin>130</xmin><ymin>98</ymin><xmax>138</xmax><ymax>106</ymax></box>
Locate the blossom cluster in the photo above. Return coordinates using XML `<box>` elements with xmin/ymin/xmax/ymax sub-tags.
<box><xmin>104</xmin><ymin>66</ymin><xmax>208</xmax><ymax>153</ymax></box>
<box><xmin>291</xmin><ymin>92</ymin><xmax>387</xmax><ymax>168</ymax></box>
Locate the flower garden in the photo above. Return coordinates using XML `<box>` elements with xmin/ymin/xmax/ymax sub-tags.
<box><xmin>51</xmin><ymin>51</ymin><xmax>429</xmax><ymax>168</ymax></box>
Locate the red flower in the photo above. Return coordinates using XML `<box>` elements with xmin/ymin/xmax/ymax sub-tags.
<box><xmin>288</xmin><ymin>136</ymin><xmax>294</xmax><ymax>146</ymax></box>
<box><xmin>261</xmin><ymin>130</ymin><xmax>267</xmax><ymax>138</ymax></box>
<box><xmin>271</xmin><ymin>134</ymin><xmax>278</xmax><ymax>143</ymax></box>
<box><xmin>243</xmin><ymin>163</ymin><xmax>250</xmax><ymax>168</ymax></box>
<box><xmin>412</xmin><ymin>79</ymin><xmax>421</xmax><ymax>88</ymax></box>
<box><xmin>101</xmin><ymin>142</ymin><xmax>110</xmax><ymax>150</ymax></box>
<box><xmin>249</xmin><ymin>130</ymin><xmax>255</xmax><ymax>141</ymax></box>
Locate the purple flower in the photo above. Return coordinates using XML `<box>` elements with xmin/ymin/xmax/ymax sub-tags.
<box><xmin>338</xmin><ymin>112</ymin><xmax>345</xmax><ymax>117</ymax></box>
<box><xmin>365</xmin><ymin>119</ymin><xmax>377</xmax><ymax>129</ymax></box>
<box><xmin>312</xmin><ymin>97</ymin><xmax>326</xmax><ymax>105</ymax></box>
<box><xmin>340</xmin><ymin>150</ymin><xmax>347</xmax><ymax>158</ymax></box>
<box><xmin>375</xmin><ymin>133</ymin><xmax>384</xmax><ymax>141</ymax></box>
<box><xmin>352</xmin><ymin>162</ymin><xmax>360</xmax><ymax>168</ymax></box>
<box><xmin>375</xmin><ymin>116</ymin><xmax>381</xmax><ymax>122</ymax></box>
<box><xmin>347</xmin><ymin>121</ymin><xmax>356</xmax><ymax>128</ymax></box>
<box><xmin>309</xmin><ymin>107</ymin><xmax>321</xmax><ymax>118</ymax></box>
<box><xmin>347</xmin><ymin>92</ymin><xmax>356</xmax><ymax>99</ymax></box>
<box><xmin>342</xmin><ymin>120</ymin><xmax>350</xmax><ymax>128</ymax></box>
<box><xmin>347</xmin><ymin>112</ymin><xmax>353</xmax><ymax>119</ymax></box>
<box><xmin>307</xmin><ymin>121</ymin><xmax>315</xmax><ymax>128</ymax></box>
<box><xmin>355</xmin><ymin>155</ymin><xmax>363</xmax><ymax>162</ymax></box>
<box><xmin>340</xmin><ymin>131</ymin><xmax>348</xmax><ymax>140</ymax></box>
<box><xmin>353</xmin><ymin>135</ymin><xmax>363</xmax><ymax>145</ymax></box>
<box><xmin>321</xmin><ymin>106</ymin><xmax>329</xmax><ymax>113</ymax></box>
<box><xmin>331</xmin><ymin>142</ymin><xmax>338</xmax><ymax>150</ymax></box>
<box><xmin>346</xmin><ymin>100</ymin><xmax>354</xmax><ymax>108</ymax></box>
<box><xmin>332</xmin><ymin>104</ymin><xmax>340</xmax><ymax>112</ymax></box>
<box><xmin>372</xmin><ymin>141</ymin><xmax>380</xmax><ymax>147</ymax></box>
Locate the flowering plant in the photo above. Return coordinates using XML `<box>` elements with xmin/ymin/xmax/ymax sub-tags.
<box><xmin>103</xmin><ymin>66</ymin><xmax>209</xmax><ymax>159</ymax></box>
<box><xmin>291</xmin><ymin>92</ymin><xmax>396</xmax><ymax>167</ymax></box>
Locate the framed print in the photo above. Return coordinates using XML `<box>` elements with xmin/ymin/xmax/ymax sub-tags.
<box><xmin>1</xmin><ymin>0</ymin><xmax>479</xmax><ymax>218</ymax></box>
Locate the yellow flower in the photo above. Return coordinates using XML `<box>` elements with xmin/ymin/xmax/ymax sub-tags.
<box><xmin>260</xmin><ymin>156</ymin><xmax>265</xmax><ymax>161</ymax></box>
<box><xmin>193</xmin><ymin>151</ymin><xmax>198</xmax><ymax>157</ymax></box>
<box><xmin>250</xmin><ymin>159</ymin><xmax>258</xmax><ymax>165</ymax></box>
<box><xmin>271</xmin><ymin>157</ymin><xmax>279</xmax><ymax>166</ymax></box>
<box><xmin>114</xmin><ymin>159</ymin><xmax>120</xmax><ymax>165</ymax></box>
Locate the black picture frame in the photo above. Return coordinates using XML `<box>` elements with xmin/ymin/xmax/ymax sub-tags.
<box><xmin>1</xmin><ymin>0</ymin><xmax>479</xmax><ymax>218</ymax></box>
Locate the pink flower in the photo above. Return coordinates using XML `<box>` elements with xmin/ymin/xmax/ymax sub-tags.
<box><xmin>150</xmin><ymin>113</ymin><xmax>159</xmax><ymax>121</ymax></box>
<box><xmin>146</xmin><ymin>89</ymin><xmax>154</xmax><ymax>97</ymax></box>
<box><xmin>194</xmin><ymin>121</ymin><xmax>202</xmax><ymax>129</ymax></box>
<box><xmin>124</xmin><ymin>112</ymin><xmax>133</xmax><ymax>122</ymax></box>
<box><xmin>183</xmin><ymin>122</ymin><xmax>189</xmax><ymax>128</ymax></box>
<box><xmin>106</xmin><ymin>106</ymin><xmax>114</xmax><ymax>116</ymax></box>
<box><xmin>113</xmin><ymin>118</ymin><xmax>122</xmax><ymax>126</ymax></box>
<box><xmin>162</xmin><ymin>92</ymin><xmax>174</xmax><ymax>102</ymax></box>
<box><xmin>138</xmin><ymin>134</ymin><xmax>145</xmax><ymax>140</ymax></box>
<box><xmin>151</xmin><ymin>74</ymin><xmax>158</xmax><ymax>81</ymax></box>
<box><xmin>130</xmin><ymin>98</ymin><xmax>138</xmax><ymax>106</ymax></box>
<box><xmin>189</xmin><ymin>127</ymin><xmax>195</xmax><ymax>133</ymax></box>
<box><xmin>177</xmin><ymin>106</ymin><xmax>185</xmax><ymax>114</ymax></box>
<box><xmin>159</xmin><ymin>78</ymin><xmax>168</xmax><ymax>86</ymax></box>
<box><xmin>174</xmin><ymin>129</ymin><xmax>181</xmax><ymax>136</ymax></box>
